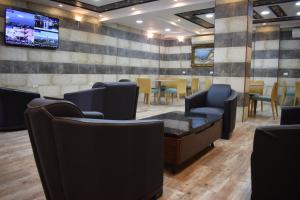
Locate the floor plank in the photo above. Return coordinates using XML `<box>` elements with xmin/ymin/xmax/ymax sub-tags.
<box><xmin>0</xmin><ymin>101</ymin><xmax>279</xmax><ymax>200</ymax></box>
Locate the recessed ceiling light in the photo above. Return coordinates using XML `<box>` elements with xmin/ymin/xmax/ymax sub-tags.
<box><xmin>177</xmin><ymin>19</ymin><xmax>181</xmax><ymax>22</ymax></box>
<box><xmin>263</xmin><ymin>23</ymin><xmax>266</xmax><ymax>25</ymax></box>
<box><xmin>58</xmin><ymin>4</ymin><xmax>63</xmax><ymax>7</ymax></box>
<box><xmin>165</xmin><ymin>28</ymin><xmax>171</xmax><ymax>32</ymax></box>
<box><xmin>131</xmin><ymin>7</ymin><xmax>136</xmax><ymax>10</ymax></box>
<box><xmin>75</xmin><ymin>16</ymin><xmax>82</xmax><ymax>22</ymax></box>
<box><xmin>297</xmin><ymin>11</ymin><xmax>300</xmax><ymax>15</ymax></box>
<box><xmin>177</xmin><ymin>36</ymin><xmax>184</xmax><ymax>42</ymax></box>
<box><xmin>174</xmin><ymin>0</ymin><xmax>178</xmax><ymax>2</ymax></box>
<box><xmin>136</xmin><ymin>20</ymin><xmax>143</xmax><ymax>24</ymax></box>
<box><xmin>205</xmin><ymin>13</ymin><xmax>214</xmax><ymax>18</ymax></box>
<box><xmin>147</xmin><ymin>32</ymin><xmax>154</xmax><ymax>38</ymax></box>
<box><xmin>261</xmin><ymin>10</ymin><xmax>270</xmax><ymax>15</ymax></box>
<box><xmin>296</xmin><ymin>1</ymin><xmax>300</xmax><ymax>6</ymax></box>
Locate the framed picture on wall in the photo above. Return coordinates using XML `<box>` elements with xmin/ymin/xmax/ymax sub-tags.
<box><xmin>191</xmin><ymin>43</ymin><xmax>214</xmax><ymax>67</ymax></box>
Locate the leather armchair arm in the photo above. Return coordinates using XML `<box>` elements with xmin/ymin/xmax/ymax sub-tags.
<box><xmin>251</xmin><ymin>125</ymin><xmax>300</xmax><ymax>199</ymax></box>
<box><xmin>51</xmin><ymin>117</ymin><xmax>164</xmax><ymax>199</ymax></box>
<box><xmin>280</xmin><ymin>106</ymin><xmax>300</xmax><ymax>125</ymax></box>
<box><xmin>185</xmin><ymin>91</ymin><xmax>207</xmax><ymax>113</ymax></box>
<box><xmin>223</xmin><ymin>90</ymin><xmax>238</xmax><ymax>139</ymax></box>
<box><xmin>82</xmin><ymin>111</ymin><xmax>104</xmax><ymax>119</ymax></box>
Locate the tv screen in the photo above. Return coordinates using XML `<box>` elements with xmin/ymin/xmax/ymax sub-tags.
<box><xmin>5</xmin><ymin>8</ymin><xmax>59</xmax><ymax>49</ymax></box>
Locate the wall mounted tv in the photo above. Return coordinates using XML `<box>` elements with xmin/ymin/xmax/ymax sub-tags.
<box><xmin>5</xmin><ymin>8</ymin><xmax>59</xmax><ymax>49</ymax></box>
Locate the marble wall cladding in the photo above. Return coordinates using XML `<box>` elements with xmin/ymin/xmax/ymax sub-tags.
<box><xmin>214</xmin><ymin>0</ymin><xmax>252</xmax><ymax>121</ymax></box>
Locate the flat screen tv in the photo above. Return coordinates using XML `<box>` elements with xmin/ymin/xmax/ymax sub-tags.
<box><xmin>5</xmin><ymin>8</ymin><xmax>59</xmax><ymax>49</ymax></box>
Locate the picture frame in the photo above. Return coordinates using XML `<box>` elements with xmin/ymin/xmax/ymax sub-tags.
<box><xmin>191</xmin><ymin>43</ymin><xmax>214</xmax><ymax>67</ymax></box>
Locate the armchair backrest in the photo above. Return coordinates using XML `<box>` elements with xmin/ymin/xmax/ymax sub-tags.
<box><xmin>0</xmin><ymin>87</ymin><xmax>40</xmax><ymax>130</ymax></box>
<box><xmin>93</xmin><ymin>82</ymin><xmax>139</xmax><ymax>119</ymax></box>
<box><xmin>64</xmin><ymin>88</ymin><xmax>105</xmax><ymax>112</ymax></box>
<box><xmin>206</xmin><ymin>84</ymin><xmax>232</xmax><ymax>108</ymax></box>
<box><xmin>25</xmin><ymin>98</ymin><xmax>84</xmax><ymax>200</ymax></box>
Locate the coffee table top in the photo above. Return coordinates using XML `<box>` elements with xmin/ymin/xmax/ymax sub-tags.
<box><xmin>143</xmin><ymin>111</ymin><xmax>222</xmax><ymax>138</ymax></box>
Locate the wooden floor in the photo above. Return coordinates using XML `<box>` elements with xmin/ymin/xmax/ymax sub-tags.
<box><xmin>0</xmin><ymin>101</ymin><xmax>279</xmax><ymax>200</ymax></box>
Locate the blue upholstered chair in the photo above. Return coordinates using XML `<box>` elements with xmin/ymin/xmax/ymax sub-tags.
<box><xmin>185</xmin><ymin>84</ymin><xmax>238</xmax><ymax>139</ymax></box>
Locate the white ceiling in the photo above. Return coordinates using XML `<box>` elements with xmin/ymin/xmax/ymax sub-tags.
<box><xmin>27</xmin><ymin>0</ymin><xmax>300</xmax><ymax>39</ymax></box>
<box><xmin>79</xmin><ymin>0</ymin><xmax>120</xmax><ymax>7</ymax></box>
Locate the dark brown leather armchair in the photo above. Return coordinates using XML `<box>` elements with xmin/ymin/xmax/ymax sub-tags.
<box><xmin>251</xmin><ymin>107</ymin><xmax>300</xmax><ymax>200</ymax></box>
<box><xmin>25</xmin><ymin>98</ymin><xmax>164</xmax><ymax>200</ymax></box>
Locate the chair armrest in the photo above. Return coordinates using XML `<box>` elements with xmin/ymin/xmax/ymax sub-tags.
<box><xmin>82</xmin><ymin>111</ymin><xmax>104</xmax><ymax>119</ymax></box>
<box><xmin>280</xmin><ymin>106</ymin><xmax>300</xmax><ymax>125</ymax></box>
<box><xmin>52</xmin><ymin>117</ymin><xmax>164</xmax><ymax>199</ymax></box>
<box><xmin>222</xmin><ymin>90</ymin><xmax>238</xmax><ymax>139</ymax></box>
<box><xmin>185</xmin><ymin>91</ymin><xmax>207</xmax><ymax>113</ymax></box>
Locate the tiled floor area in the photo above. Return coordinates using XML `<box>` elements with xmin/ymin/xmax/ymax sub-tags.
<box><xmin>0</xmin><ymin>101</ymin><xmax>279</xmax><ymax>200</ymax></box>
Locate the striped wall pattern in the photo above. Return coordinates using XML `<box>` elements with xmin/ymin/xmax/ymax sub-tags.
<box><xmin>251</xmin><ymin>27</ymin><xmax>300</xmax><ymax>105</ymax></box>
<box><xmin>213</xmin><ymin>0</ymin><xmax>253</xmax><ymax>118</ymax></box>
<box><xmin>252</xmin><ymin>25</ymin><xmax>280</xmax><ymax>96</ymax></box>
<box><xmin>0</xmin><ymin>0</ymin><xmax>212</xmax><ymax>97</ymax></box>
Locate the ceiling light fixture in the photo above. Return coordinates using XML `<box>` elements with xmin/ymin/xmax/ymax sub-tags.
<box><xmin>177</xmin><ymin>19</ymin><xmax>181</xmax><ymax>22</ymax></box>
<box><xmin>147</xmin><ymin>32</ymin><xmax>154</xmax><ymax>39</ymax></box>
<box><xmin>297</xmin><ymin>11</ymin><xmax>300</xmax><ymax>15</ymax></box>
<box><xmin>261</xmin><ymin>10</ymin><xmax>270</xmax><ymax>15</ymax></box>
<box><xmin>177</xmin><ymin>36</ymin><xmax>184</xmax><ymax>42</ymax></box>
<box><xmin>205</xmin><ymin>13</ymin><xmax>214</xmax><ymax>18</ymax></box>
<box><xmin>296</xmin><ymin>1</ymin><xmax>300</xmax><ymax>6</ymax></box>
<box><xmin>263</xmin><ymin>23</ymin><xmax>266</xmax><ymax>25</ymax></box>
<box><xmin>165</xmin><ymin>28</ymin><xmax>171</xmax><ymax>32</ymax></box>
<box><xmin>131</xmin><ymin>7</ymin><xmax>136</xmax><ymax>10</ymax></box>
<box><xmin>136</xmin><ymin>20</ymin><xmax>143</xmax><ymax>24</ymax></box>
<box><xmin>58</xmin><ymin>4</ymin><xmax>63</xmax><ymax>7</ymax></box>
<box><xmin>75</xmin><ymin>16</ymin><xmax>82</xmax><ymax>22</ymax></box>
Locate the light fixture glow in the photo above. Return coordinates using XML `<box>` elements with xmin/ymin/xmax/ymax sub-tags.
<box><xmin>195</xmin><ymin>31</ymin><xmax>200</xmax><ymax>34</ymax></box>
<box><xmin>136</xmin><ymin>20</ymin><xmax>143</xmax><ymax>24</ymax></box>
<box><xmin>263</xmin><ymin>23</ymin><xmax>266</xmax><ymax>25</ymax></box>
<box><xmin>177</xmin><ymin>19</ymin><xmax>181</xmax><ymax>22</ymax></box>
<box><xmin>170</xmin><ymin>21</ymin><xmax>177</xmax><ymax>25</ymax></box>
<box><xmin>147</xmin><ymin>32</ymin><xmax>154</xmax><ymax>39</ymax></box>
<box><xmin>297</xmin><ymin>11</ymin><xmax>300</xmax><ymax>15</ymax></box>
<box><xmin>205</xmin><ymin>13</ymin><xmax>214</xmax><ymax>18</ymax></box>
<box><xmin>296</xmin><ymin>1</ymin><xmax>300</xmax><ymax>6</ymax></box>
<box><xmin>100</xmin><ymin>17</ymin><xmax>109</xmax><ymax>21</ymax></box>
<box><xmin>131</xmin><ymin>7</ymin><xmax>136</xmax><ymax>10</ymax></box>
<box><xmin>75</xmin><ymin>16</ymin><xmax>82</xmax><ymax>22</ymax></box>
<box><xmin>177</xmin><ymin>36</ymin><xmax>184</xmax><ymax>42</ymax></box>
<box><xmin>59</xmin><ymin>4</ymin><xmax>63</xmax><ymax>7</ymax></box>
<box><xmin>261</xmin><ymin>10</ymin><xmax>270</xmax><ymax>15</ymax></box>
<box><xmin>165</xmin><ymin>28</ymin><xmax>171</xmax><ymax>32</ymax></box>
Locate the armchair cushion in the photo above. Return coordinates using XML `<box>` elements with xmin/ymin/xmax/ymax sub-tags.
<box><xmin>190</xmin><ymin>107</ymin><xmax>224</xmax><ymax>116</ymax></box>
<box><xmin>206</xmin><ymin>84</ymin><xmax>231</xmax><ymax>108</ymax></box>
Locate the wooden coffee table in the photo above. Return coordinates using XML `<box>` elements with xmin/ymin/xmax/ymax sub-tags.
<box><xmin>144</xmin><ymin>111</ymin><xmax>222</xmax><ymax>172</ymax></box>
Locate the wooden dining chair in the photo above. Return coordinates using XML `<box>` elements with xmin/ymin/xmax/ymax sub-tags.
<box><xmin>280</xmin><ymin>81</ymin><xmax>287</xmax><ymax>106</ymax></box>
<box><xmin>249</xmin><ymin>80</ymin><xmax>264</xmax><ymax>112</ymax></box>
<box><xmin>294</xmin><ymin>81</ymin><xmax>300</xmax><ymax>106</ymax></box>
<box><xmin>165</xmin><ymin>78</ymin><xmax>187</xmax><ymax>104</ymax></box>
<box><xmin>191</xmin><ymin>78</ymin><xmax>199</xmax><ymax>94</ymax></box>
<box><xmin>136</xmin><ymin>78</ymin><xmax>159</xmax><ymax>104</ymax></box>
<box><xmin>252</xmin><ymin>82</ymin><xmax>278</xmax><ymax>120</ymax></box>
<box><xmin>204</xmin><ymin>77</ymin><xmax>212</xmax><ymax>90</ymax></box>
